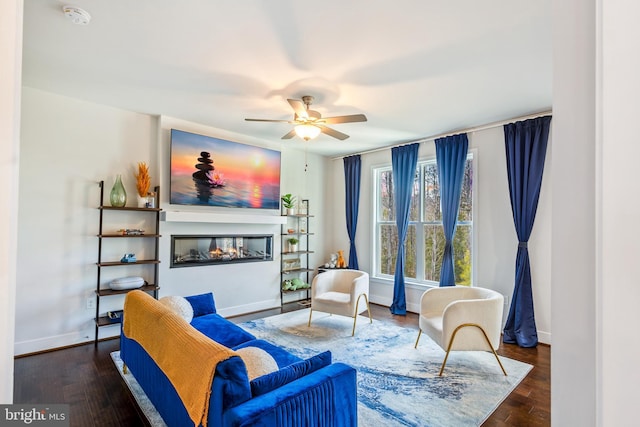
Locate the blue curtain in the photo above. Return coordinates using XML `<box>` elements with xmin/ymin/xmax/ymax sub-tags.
<box><xmin>503</xmin><ymin>115</ymin><xmax>552</xmax><ymax>348</ymax></box>
<box><xmin>435</xmin><ymin>133</ymin><xmax>469</xmax><ymax>287</ymax></box>
<box><xmin>389</xmin><ymin>143</ymin><xmax>420</xmax><ymax>315</ymax></box>
<box><xmin>343</xmin><ymin>155</ymin><xmax>361</xmax><ymax>269</ymax></box>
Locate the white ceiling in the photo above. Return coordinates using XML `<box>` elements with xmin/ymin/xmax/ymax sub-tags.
<box><xmin>22</xmin><ymin>1</ymin><xmax>552</xmax><ymax>157</ymax></box>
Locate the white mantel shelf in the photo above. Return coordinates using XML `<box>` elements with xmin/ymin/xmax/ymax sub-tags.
<box><xmin>162</xmin><ymin>210</ymin><xmax>287</xmax><ymax>225</ymax></box>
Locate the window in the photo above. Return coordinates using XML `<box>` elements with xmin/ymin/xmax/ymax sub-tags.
<box><xmin>374</xmin><ymin>154</ymin><xmax>474</xmax><ymax>286</ymax></box>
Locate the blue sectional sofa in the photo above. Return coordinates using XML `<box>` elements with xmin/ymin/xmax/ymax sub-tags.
<box><xmin>120</xmin><ymin>291</ymin><xmax>358</xmax><ymax>427</ymax></box>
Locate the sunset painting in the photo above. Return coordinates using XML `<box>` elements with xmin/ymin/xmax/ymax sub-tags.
<box><xmin>170</xmin><ymin>129</ymin><xmax>281</xmax><ymax>209</ymax></box>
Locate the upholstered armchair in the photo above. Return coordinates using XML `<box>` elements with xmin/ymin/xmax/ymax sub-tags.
<box><xmin>308</xmin><ymin>269</ymin><xmax>372</xmax><ymax>336</ymax></box>
<box><xmin>414</xmin><ymin>286</ymin><xmax>507</xmax><ymax>376</ymax></box>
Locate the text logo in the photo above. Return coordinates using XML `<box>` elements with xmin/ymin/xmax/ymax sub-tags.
<box><xmin>0</xmin><ymin>405</ymin><xmax>69</xmax><ymax>427</ymax></box>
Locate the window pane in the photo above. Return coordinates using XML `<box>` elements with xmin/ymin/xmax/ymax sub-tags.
<box><xmin>379</xmin><ymin>224</ymin><xmax>397</xmax><ymax>275</ymax></box>
<box><xmin>453</xmin><ymin>224</ymin><xmax>472</xmax><ymax>285</ymax></box>
<box><xmin>378</xmin><ymin>169</ymin><xmax>419</xmax><ymax>222</ymax></box>
<box><xmin>409</xmin><ymin>171</ymin><xmax>420</xmax><ymax>222</ymax></box>
<box><xmin>423</xmin><ymin>163</ymin><xmax>442</xmax><ymax>222</ymax></box>
<box><xmin>458</xmin><ymin>158</ymin><xmax>473</xmax><ymax>221</ymax></box>
<box><xmin>424</xmin><ymin>225</ymin><xmax>444</xmax><ymax>282</ymax></box>
<box><xmin>404</xmin><ymin>225</ymin><xmax>417</xmax><ymax>278</ymax></box>
<box><xmin>378</xmin><ymin>224</ymin><xmax>416</xmax><ymax>279</ymax></box>
<box><xmin>424</xmin><ymin>224</ymin><xmax>472</xmax><ymax>285</ymax></box>
<box><xmin>379</xmin><ymin>170</ymin><xmax>394</xmax><ymax>221</ymax></box>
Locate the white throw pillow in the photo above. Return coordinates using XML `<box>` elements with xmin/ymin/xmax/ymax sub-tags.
<box><xmin>159</xmin><ymin>296</ymin><xmax>194</xmax><ymax>322</ymax></box>
<box><xmin>235</xmin><ymin>347</ymin><xmax>279</xmax><ymax>380</ymax></box>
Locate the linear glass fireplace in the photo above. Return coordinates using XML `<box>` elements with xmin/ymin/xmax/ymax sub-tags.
<box><xmin>171</xmin><ymin>234</ymin><xmax>273</xmax><ymax>268</ymax></box>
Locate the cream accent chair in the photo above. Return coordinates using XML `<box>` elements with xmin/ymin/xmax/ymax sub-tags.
<box><xmin>308</xmin><ymin>269</ymin><xmax>372</xmax><ymax>336</ymax></box>
<box><xmin>414</xmin><ymin>286</ymin><xmax>507</xmax><ymax>376</ymax></box>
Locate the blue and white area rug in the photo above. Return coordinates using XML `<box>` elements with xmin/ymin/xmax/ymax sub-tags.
<box><xmin>241</xmin><ymin>309</ymin><xmax>532</xmax><ymax>427</ymax></box>
<box><xmin>112</xmin><ymin>309</ymin><xmax>532</xmax><ymax>427</ymax></box>
<box><xmin>111</xmin><ymin>352</ymin><xmax>168</xmax><ymax>427</ymax></box>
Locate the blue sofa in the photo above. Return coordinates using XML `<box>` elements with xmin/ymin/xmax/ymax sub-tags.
<box><xmin>120</xmin><ymin>291</ymin><xmax>358</xmax><ymax>427</ymax></box>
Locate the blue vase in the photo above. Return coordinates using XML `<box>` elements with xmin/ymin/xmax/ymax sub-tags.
<box><xmin>109</xmin><ymin>175</ymin><xmax>127</xmax><ymax>207</ymax></box>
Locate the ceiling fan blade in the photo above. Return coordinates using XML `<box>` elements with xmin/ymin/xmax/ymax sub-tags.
<box><xmin>320</xmin><ymin>114</ymin><xmax>368</xmax><ymax>125</ymax></box>
<box><xmin>287</xmin><ymin>99</ymin><xmax>309</xmax><ymax>120</ymax></box>
<box><xmin>318</xmin><ymin>125</ymin><xmax>349</xmax><ymax>140</ymax></box>
<box><xmin>245</xmin><ymin>118</ymin><xmax>293</xmax><ymax>123</ymax></box>
<box><xmin>281</xmin><ymin>129</ymin><xmax>297</xmax><ymax>139</ymax></box>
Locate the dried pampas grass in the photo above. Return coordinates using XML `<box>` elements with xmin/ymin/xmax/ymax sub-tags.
<box><xmin>135</xmin><ymin>162</ymin><xmax>151</xmax><ymax>197</ymax></box>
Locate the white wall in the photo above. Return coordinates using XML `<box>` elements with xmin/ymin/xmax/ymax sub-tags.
<box><xmin>551</xmin><ymin>0</ymin><xmax>597</xmax><ymax>425</ymax></box>
<box><xmin>599</xmin><ymin>1</ymin><xmax>640</xmax><ymax>424</ymax></box>
<box><xmin>0</xmin><ymin>0</ymin><xmax>22</xmax><ymax>403</ymax></box>
<box><xmin>16</xmin><ymin>88</ymin><xmax>158</xmax><ymax>353</ymax></box>
<box><xmin>15</xmin><ymin>89</ymin><xmax>327</xmax><ymax>354</ymax></box>
<box><xmin>552</xmin><ymin>0</ymin><xmax>640</xmax><ymax>425</ymax></box>
<box><xmin>326</xmin><ymin>125</ymin><xmax>552</xmax><ymax>344</ymax></box>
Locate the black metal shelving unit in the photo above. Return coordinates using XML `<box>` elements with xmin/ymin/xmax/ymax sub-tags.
<box><xmin>280</xmin><ymin>199</ymin><xmax>314</xmax><ymax>308</ymax></box>
<box><xmin>94</xmin><ymin>180</ymin><xmax>161</xmax><ymax>345</ymax></box>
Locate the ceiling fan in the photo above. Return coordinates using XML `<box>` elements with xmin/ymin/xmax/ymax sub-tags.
<box><xmin>245</xmin><ymin>96</ymin><xmax>367</xmax><ymax>141</ymax></box>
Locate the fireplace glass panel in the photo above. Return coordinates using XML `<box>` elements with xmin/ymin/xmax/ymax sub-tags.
<box><xmin>171</xmin><ymin>234</ymin><xmax>273</xmax><ymax>268</ymax></box>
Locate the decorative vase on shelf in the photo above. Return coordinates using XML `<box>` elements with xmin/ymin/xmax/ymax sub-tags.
<box><xmin>137</xmin><ymin>194</ymin><xmax>148</xmax><ymax>208</ymax></box>
<box><xmin>109</xmin><ymin>175</ymin><xmax>127</xmax><ymax>207</ymax></box>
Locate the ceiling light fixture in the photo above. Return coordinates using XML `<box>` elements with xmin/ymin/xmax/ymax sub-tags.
<box><xmin>63</xmin><ymin>5</ymin><xmax>91</xmax><ymax>25</ymax></box>
<box><xmin>294</xmin><ymin>124</ymin><xmax>321</xmax><ymax>141</ymax></box>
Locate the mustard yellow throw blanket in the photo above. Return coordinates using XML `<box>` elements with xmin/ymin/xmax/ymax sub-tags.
<box><xmin>123</xmin><ymin>290</ymin><xmax>236</xmax><ymax>427</ymax></box>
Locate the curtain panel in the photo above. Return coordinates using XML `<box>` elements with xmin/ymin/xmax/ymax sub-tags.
<box><xmin>389</xmin><ymin>143</ymin><xmax>420</xmax><ymax>315</ymax></box>
<box><xmin>343</xmin><ymin>155</ymin><xmax>361</xmax><ymax>269</ymax></box>
<box><xmin>502</xmin><ymin>115</ymin><xmax>552</xmax><ymax>348</ymax></box>
<box><xmin>434</xmin><ymin>133</ymin><xmax>469</xmax><ymax>287</ymax></box>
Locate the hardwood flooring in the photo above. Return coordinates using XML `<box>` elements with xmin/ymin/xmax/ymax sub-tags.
<box><xmin>13</xmin><ymin>303</ymin><xmax>550</xmax><ymax>426</ymax></box>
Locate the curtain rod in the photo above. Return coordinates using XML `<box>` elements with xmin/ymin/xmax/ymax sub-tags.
<box><xmin>331</xmin><ymin>109</ymin><xmax>552</xmax><ymax>160</ymax></box>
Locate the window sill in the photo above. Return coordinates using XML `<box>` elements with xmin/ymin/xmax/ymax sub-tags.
<box><xmin>370</xmin><ymin>276</ymin><xmax>439</xmax><ymax>291</ymax></box>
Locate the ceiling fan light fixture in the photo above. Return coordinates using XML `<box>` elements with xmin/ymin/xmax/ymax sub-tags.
<box><xmin>294</xmin><ymin>124</ymin><xmax>321</xmax><ymax>141</ymax></box>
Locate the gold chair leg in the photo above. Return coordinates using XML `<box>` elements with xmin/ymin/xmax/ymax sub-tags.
<box><xmin>439</xmin><ymin>323</ymin><xmax>507</xmax><ymax>376</ymax></box>
<box><xmin>363</xmin><ymin>294</ymin><xmax>372</xmax><ymax>324</ymax></box>
<box><xmin>414</xmin><ymin>329</ymin><xmax>422</xmax><ymax>348</ymax></box>
<box><xmin>123</xmin><ymin>363</ymin><xmax>128</xmax><ymax>374</ymax></box>
<box><xmin>307</xmin><ymin>309</ymin><xmax>313</xmax><ymax>327</ymax></box>
<box><xmin>351</xmin><ymin>293</ymin><xmax>371</xmax><ymax>336</ymax></box>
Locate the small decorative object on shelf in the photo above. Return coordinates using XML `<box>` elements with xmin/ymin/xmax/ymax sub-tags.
<box><xmin>135</xmin><ymin>162</ymin><xmax>151</xmax><ymax>207</ymax></box>
<box><xmin>120</xmin><ymin>253</ymin><xmax>137</xmax><ymax>263</ymax></box>
<box><xmin>337</xmin><ymin>250</ymin><xmax>347</xmax><ymax>268</ymax></box>
<box><xmin>146</xmin><ymin>191</ymin><xmax>156</xmax><ymax>208</ymax></box>
<box><xmin>283</xmin><ymin>258</ymin><xmax>301</xmax><ymax>271</ymax></box>
<box><xmin>109</xmin><ymin>276</ymin><xmax>145</xmax><ymax>290</ymax></box>
<box><xmin>118</xmin><ymin>228</ymin><xmax>145</xmax><ymax>235</ymax></box>
<box><xmin>109</xmin><ymin>174</ymin><xmax>127</xmax><ymax>207</ymax></box>
<box><xmin>282</xmin><ymin>278</ymin><xmax>310</xmax><ymax>291</ymax></box>
<box><xmin>288</xmin><ymin>237</ymin><xmax>299</xmax><ymax>252</ymax></box>
<box><xmin>107</xmin><ymin>310</ymin><xmax>123</xmax><ymax>319</ymax></box>
<box><xmin>281</xmin><ymin>193</ymin><xmax>297</xmax><ymax>215</ymax></box>
<box><xmin>324</xmin><ymin>253</ymin><xmax>339</xmax><ymax>269</ymax></box>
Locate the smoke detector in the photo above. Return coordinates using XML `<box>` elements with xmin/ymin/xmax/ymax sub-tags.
<box><xmin>62</xmin><ymin>5</ymin><xmax>91</xmax><ymax>25</ymax></box>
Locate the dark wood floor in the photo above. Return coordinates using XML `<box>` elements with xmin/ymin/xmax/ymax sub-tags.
<box><xmin>13</xmin><ymin>303</ymin><xmax>550</xmax><ymax>426</ymax></box>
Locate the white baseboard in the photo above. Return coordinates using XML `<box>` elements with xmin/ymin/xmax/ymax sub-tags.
<box><xmin>217</xmin><ymin>298</ymin><xmax>281</xmax><ymax>318</ymax></box>
<box><xmin>15</xmin><ymin>330</ymin><xmax>96</xmax><ymax>356</ymax></box>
